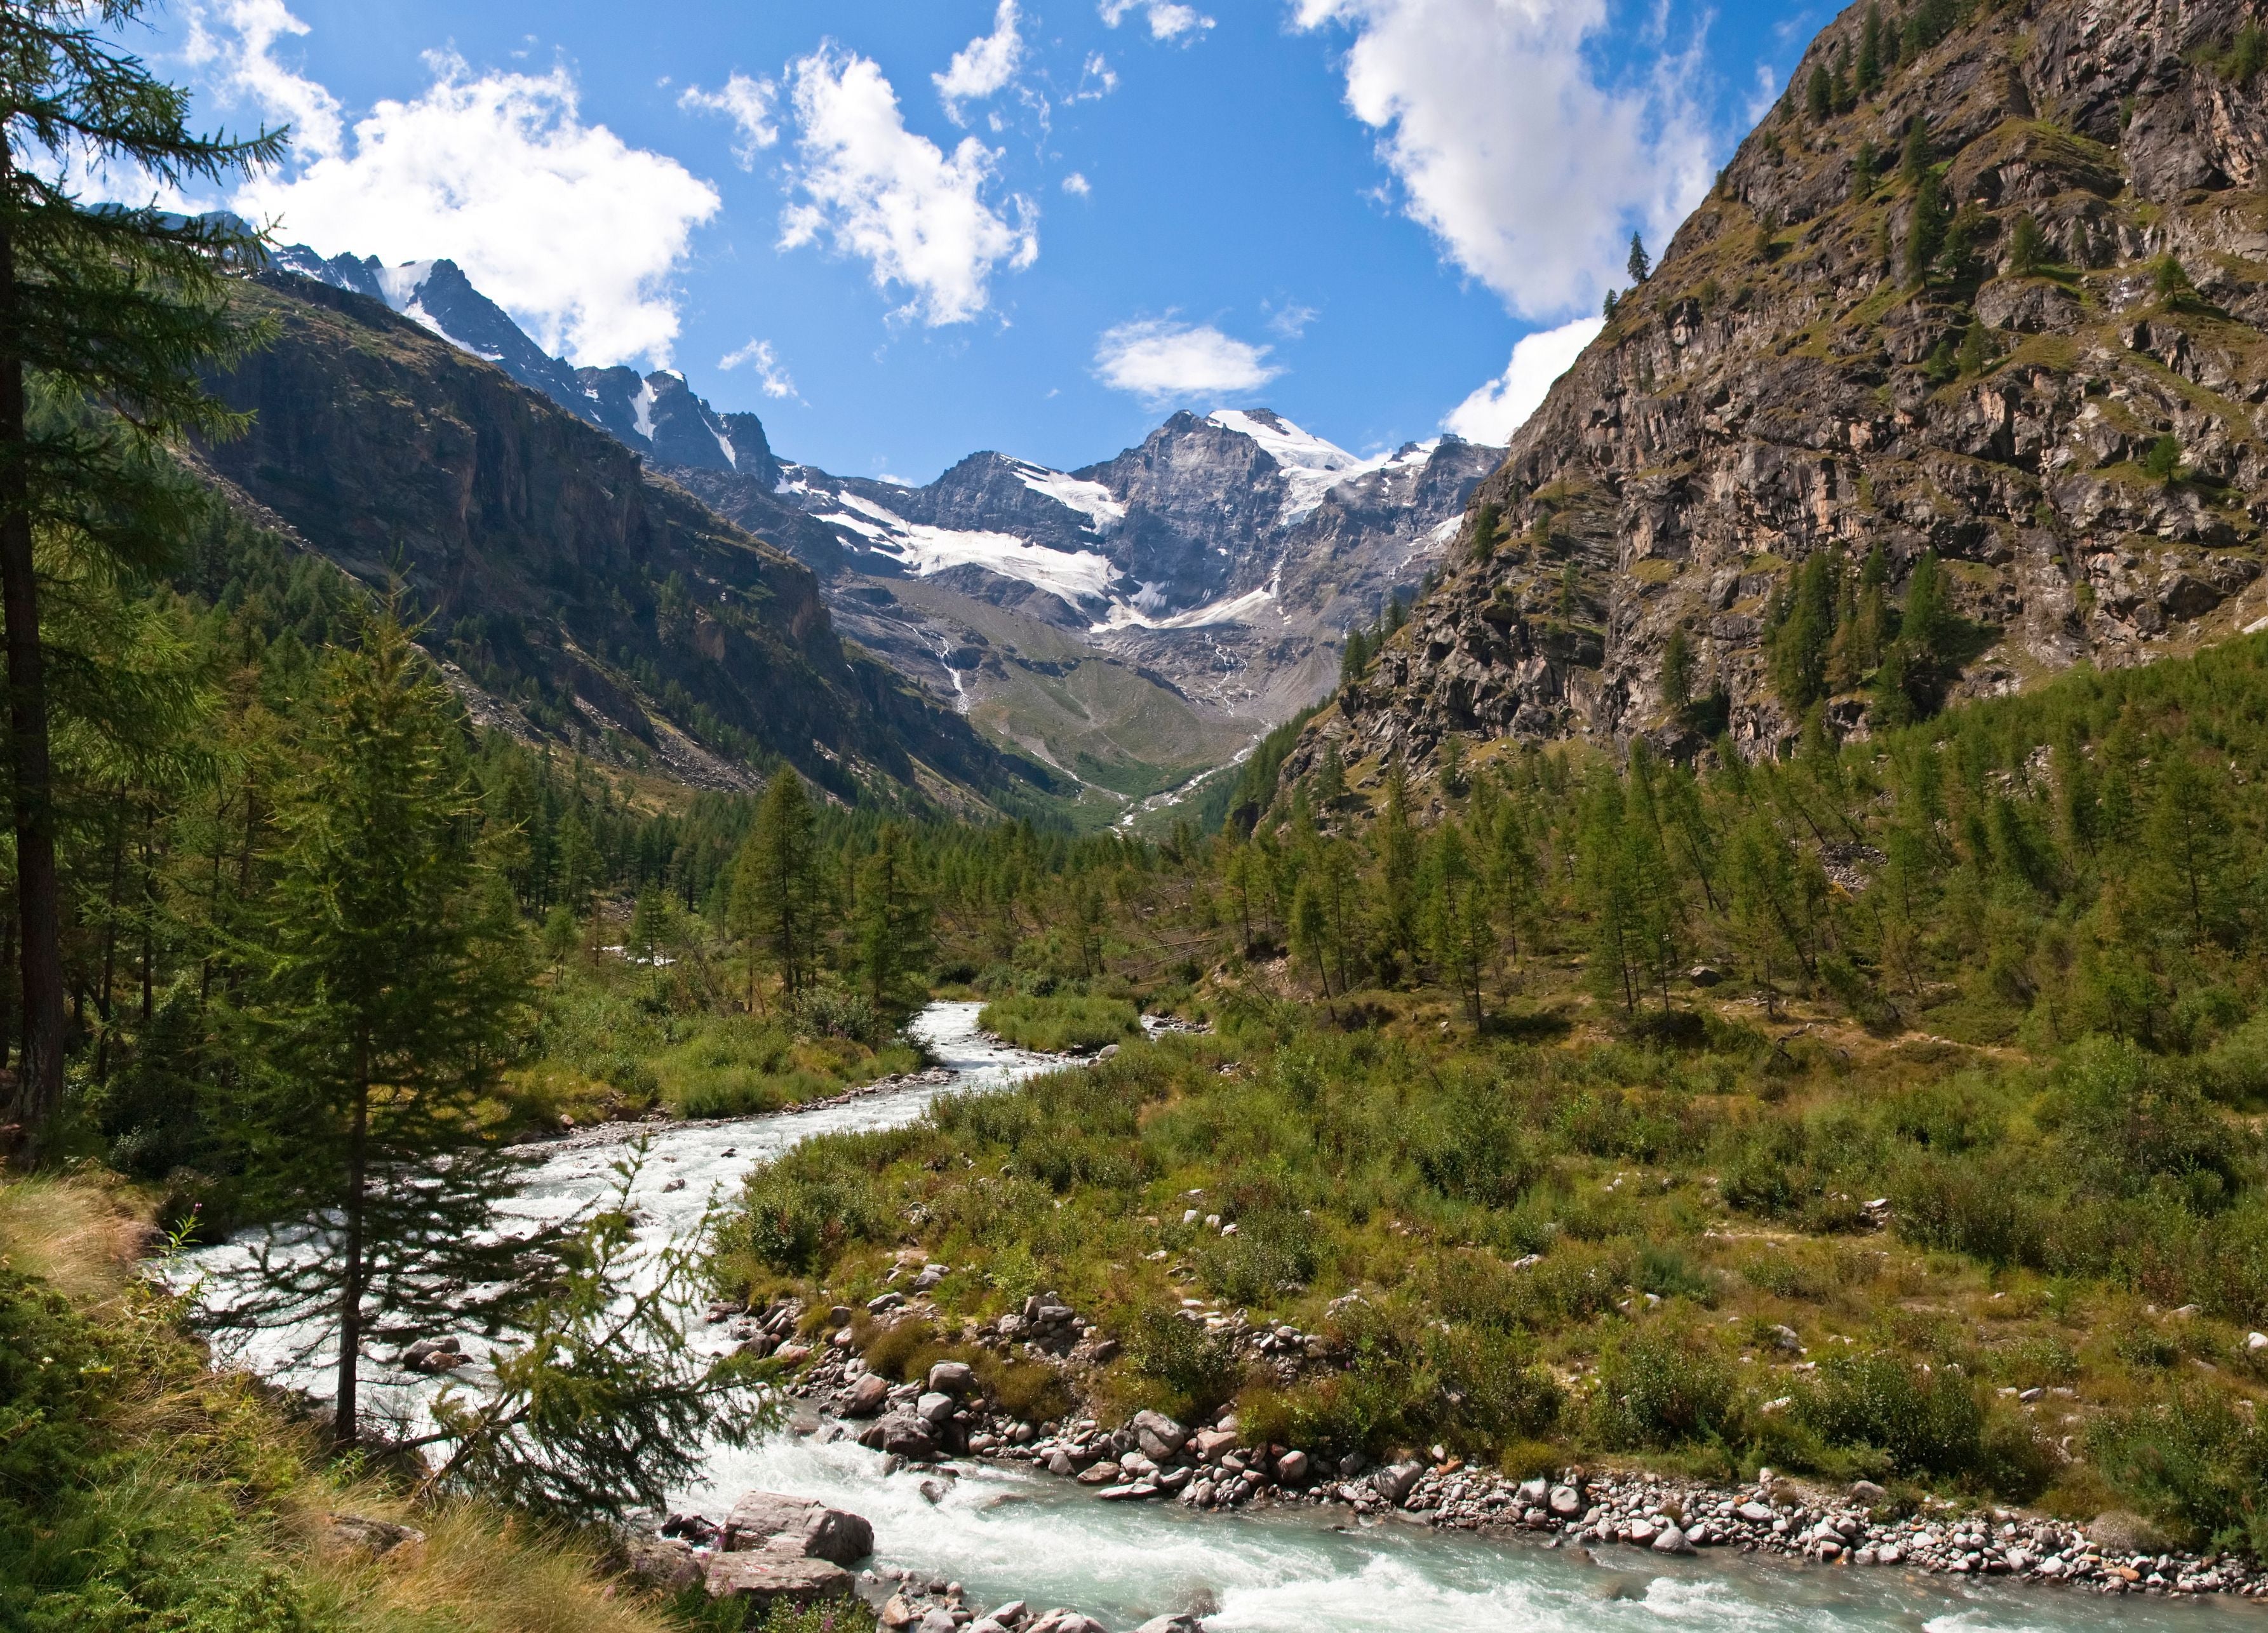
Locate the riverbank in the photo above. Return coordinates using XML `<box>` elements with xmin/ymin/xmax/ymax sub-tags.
<box><xmin>749</xmin><ymin>1283</ymin><xmax>2260</xmax><ymax>1604</ymax></box>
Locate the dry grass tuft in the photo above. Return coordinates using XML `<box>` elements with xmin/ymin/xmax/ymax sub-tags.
<box><xmin>0</xmin><ymin>1171</ymin><xmax>152</xmax><ymax>1303</ymax></box>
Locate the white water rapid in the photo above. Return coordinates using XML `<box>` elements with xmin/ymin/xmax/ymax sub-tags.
<box><xmin>175</xmin><ymin>1002</ymin><xmax>2241</xmax><ymax>1632</ymax></box>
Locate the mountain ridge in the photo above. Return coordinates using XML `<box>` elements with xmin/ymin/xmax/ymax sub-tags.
<box><xmin>1289</xmin><ymin>0</ymin><xmax>2268</xmax><ymax>791</ymax></box>
<box><xmin>269</xmin><ymin>243</ymin><xmax>1496</xmax><ymax>807</ymax></box>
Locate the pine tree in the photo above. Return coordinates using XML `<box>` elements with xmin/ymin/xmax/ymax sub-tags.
<box><xmin>852</xmin><ymin>823</ymin><xmax>933</xmax><ymax>1023</ymax></box>
<box><xmin>1899</xmin><ymin>112</ymin><xmax>1931</xmax><ymax>185</ymax></box>
<box><xmin>1627</xmin><ymin>231</ymin><xmax>1651</xmax><ymax>283</ymax></box>
<box><xmin>234</xmin><ymin>611</ymin><xmax>531</xmax><ymax>1448</ymax></box>
<box><xmin>2007</xmin><ymin>212</ymin><xmax>2046</xmax><ymax>276</ymax></box>
<box><xmin>1807</xmin><ymin>61</ymin><xmax>1833</xmax><ymax>122</ymax></box>
<box><xmin>1857</xmin><ymin>3</ymin><xmax>1884</xmax><ymax>93</ymax></box>
<box><xmin>1289</xmin><ymin>877</ymin><xmax>1332</xmax><ymax>1005</ymax></box>
<box><xmin>1904</xmin><ymin>170</ymin><xmax>1946</xmax><ymax>285</ymax></box>
<box><xmin>1769</xmin><ymin>550</ymin><xmax>1841</xmax><ymax>708</ymax></box>
<box><xmin>0</xmin><ymin>5</ymin><xmax>283</xmax><ymax>1139</ymax></box>
<box><xmin>728</xmin><ymin>769</ymin><xmax>821</xmax><ymax>1007</ymax></box>
<box><xmin>1661</xmin><ymin>626</ymin><xmax>1694</xmax><ymax>712</ymax></box>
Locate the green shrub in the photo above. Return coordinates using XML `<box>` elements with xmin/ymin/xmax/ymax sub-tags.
<box><xmin>1198</xmin><ymin>1208</ymin><xmax>1322</xmax><ymax>1305</ymax></box>
<box><xmin>977</xmin><ymin>993</ymin><xmax>1140</xmax><ymax>1053</ymax></box>
<box><xmin>1796</xmin><ymin>1348</ymin><xmax>1983</xmax><ymax>1479</ymax></box>
<box><xmin>1589</xmin><ymin>1329</ymin><xmax>1740</xmax><ymax>1449</ymax></box>
<box><xmin>2090</xmin><ymin>1387</ymin><xmax>2268</xmax><ymax>1552</ymax></box>
<box><xmin>1127</xmin><ymin>1308</ymin><xmax>1244</xmax><ymax>1419</ymax></box>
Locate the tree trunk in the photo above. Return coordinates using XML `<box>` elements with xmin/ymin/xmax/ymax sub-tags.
<box><xmin>0</xmin><ymin>140</ymin><xmax>64</xmax><ymax>1141</ymax></box>
<box><xmin>335</xmin><ymin>1035</ymin><xmax>370</xmax><ymax>1449</ymax></box>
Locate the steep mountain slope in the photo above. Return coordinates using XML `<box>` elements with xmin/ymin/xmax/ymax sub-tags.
<box><xmin>272</xmin><ymin>238</ymin><xmax>1491</xmax><ymax>799</ymax></box>
<box><xmin>196</xmin><ymin>272</ymin><xmax>1050</xmax><ymax>807</ymax></box>
<box><xmin>1303</xmin><ymin>0</ymin><xmax>2268</xmax><ymax>779</ymax></box>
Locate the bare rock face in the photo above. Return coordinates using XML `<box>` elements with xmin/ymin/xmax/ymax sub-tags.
<box><xmin>1299</xmin><ymin>0</ymin><xmax>2268</xmax><ymax>779</ymax></box>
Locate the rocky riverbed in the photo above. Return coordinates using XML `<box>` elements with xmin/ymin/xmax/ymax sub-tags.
<box><xmin>690</xmin><ymin>1274</ymin><xmax>2264</xmax><ymax>1608</ymax></box>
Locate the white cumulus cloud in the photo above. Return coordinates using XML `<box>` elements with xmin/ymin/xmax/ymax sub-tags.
<box><xmin>1094</xmin><ymin>318</ymin><xmax>1279</xmax><ymax>405</ymax></box>
<box><xmin>1445</xmin><ymin>314</ymin><xmax>1601</xmax><ymax>444</ymax></box>
<box><xmin>719</xmin><ymin>337</ymin><xmax>799</xmax><ymax>400</ymax></box>
<box><xmin>1062</xmin><ymin>171</ymin><xmax>1092</xmax><ymax>196</ymax></box>
<box><xmin>183</xmin><ymin>0</ymin><xmax>345</xmax><ymax>159</ymax></box>
<box><xmin>935</xmin><ymin>1</ymin><xmax>1024</xmax><ymax>121</ymax></box>
<box><xmin>1099</xmin><ymin>1</ymin><xmax>1216</xmax><ymax>41</ymax></box>
<box><xmin>779</xmin><ymin>46</ymin><xmax>1038</xmax><ymax>327</ymax></box>
<box><xmin>192</xmin><ymin>4</ymin><xmax>718</xmax><ymax>367</ymax></box>
<box><xmin>1292</xmin><ymin>0</ymin><xmax>1712</xmax><ymax>320</ymax></box>
<box><xmin>679</xmin><ymin>72</ymin><xmax>779</xmax><ymax>168</ymax></box>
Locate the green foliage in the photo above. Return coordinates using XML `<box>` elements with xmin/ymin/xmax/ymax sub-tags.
<box><xmin>2006</xmin><ymin>212</ymin><xmax>2046</xmax><ymax>276</ymax></box>
<box><xmin>1795</xmin><ymin>1348</ymin><xmax>1984</xmax><ymax>1478</ymax></box>
<box><xmin>978</xmin><ymin>992</ymin><xmax>1140</xmax><ymax>1053</ymax></box>
<box><xmin>1590</xmin><ymin>1329</ymin><xmax>1740</xmax><ymax>1448</ymax></box>
<box><xmin>2090</xmin><ymin>1388</ymin><xmax>2268</xmax><ymax>1551</ymax></box>
<box><xmin>1660</xmin><ymin>626</ymin><xmax>1694</xmax><ymax>712</ymax></box>
<box><xmin>1627</xmin><ymin>231</ymin><xmax>1651</xmax><ymax>283</ymax></box>
<box><xmin>2144</xmin><ymin>433</ymin><xmax>2184</xmax><ymax>484</ymax></box>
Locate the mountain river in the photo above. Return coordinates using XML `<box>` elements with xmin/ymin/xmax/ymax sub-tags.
<box><xmin>177</xmin><ymin>1001</ymin><xmax>2251</xmax><ymax>1632</ymax></box>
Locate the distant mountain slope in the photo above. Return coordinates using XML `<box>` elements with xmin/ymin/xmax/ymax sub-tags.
<box><xmin>1296</xmin><ymin>0</ymin><xmax>2268</xmax><ymax>782</ymax></box>
<box><xmin>198</xmin><ymin>272</ymin><xmax>1052</xmax><ymax>807</ymax></box>
<box><xmin>270</xmin><ymin>239</ymin><xmax>1491</xmax><ymax>803</ymax></box>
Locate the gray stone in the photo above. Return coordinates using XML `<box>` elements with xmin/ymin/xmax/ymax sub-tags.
<box><xmin>1549</xmin><ymin>1484</ymin><xmax>1583</xmax><ymax>1517</ymax></box>
<box><xmin>985</xmin><ymin>1601</ymin><xmax>1028</xmax><ymax>1626</ymax></box>
<box><xmin>840</xmin><ymin>1373</ymin><xmax>892</xmax><ymax>1418</ymax></box>
<box><xmin>917</xmin><ymin>1390</ymin><xmax>957</xmax><ymax>1423</ymax></box>
<box><xmin>918</xmin><ymin>1611</ymin><xmax>960</xmax><ymax>1633</ymax></box>
<box><xmin>1135</xmin><ymin>1616</ymin><xmax>1207</xmax><ymax>1632</ymax></box>
<box><xmin>1275</xmin><ymin>1449</ymin><xmax>1310</xmax><ymax>1483</ymax></box>
<box><xmin>703</xmin><ymin>1552</ymin><xmax>852</xmax><ymax>1606</ymax></box>
<box><xmin>858</xmin><ymin>1413</ymin><xmax>939</xmax><ymax>1461</ymax></box>
<box><xmin>1131</xmin><ymin>1409</ymin><xmax>1188</xmax><ymax>1460</ymax></box>
<box><xmin>928</xmin><ymin>1360</ymin><xmax>977</xmax><ymax>1396</ymax></box>
<box><xmin>1652</xmin><ymin>1524</ymin><xmax>1694</xmax><ymax>1556</ymax></box>
<box><xmin>1373</xmin><ymin>1462</ymin><xmax>1425</xmax><ymax>1505</ymax></box>
<box><xmin>623</xmin><ymin>1535</ymin><xmax>702</xmax><ymax>1592</ymax></box>
<box><xmin>1848</xmin><ymin>1479</ymin><xmax>1888</xmax><ymax>1506</ymax></box>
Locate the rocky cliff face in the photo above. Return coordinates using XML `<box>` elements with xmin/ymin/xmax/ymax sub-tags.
<box><xmin>197</xmin><ymin>274</ymin><xmax>1046</xmax><ymax>804</ymax></box>
<box><xmin>1303</xmin><ymin>0</ymin><xmax>2268</xmax><ymax>779</ymax></box>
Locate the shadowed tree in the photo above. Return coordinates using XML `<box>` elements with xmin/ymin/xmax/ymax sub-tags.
<box><xmin>0</xmin><ymin>1</ymin><xmax>281</xmax><ymax>1142</ymax></box>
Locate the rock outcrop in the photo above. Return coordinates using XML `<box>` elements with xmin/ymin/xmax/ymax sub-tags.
<box><xmin>1301</xmin><ymin>0</ymin><xmax>2268</xmax><ymax>776</ymax></box>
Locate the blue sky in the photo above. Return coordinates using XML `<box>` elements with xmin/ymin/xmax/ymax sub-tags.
<box><xmin>146</xmin><ymin>0</ymin><xmax>1826</xmax><ymax>481</ymax></box>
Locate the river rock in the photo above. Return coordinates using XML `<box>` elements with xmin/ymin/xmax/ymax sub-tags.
<box><xmin>1373</xmin><ymin>1462</ymin><xmax>1425</xmax><ymax>1505</ymax></box>
<box><xmin>917</xmin><ymin>1611</ymin><xmax>959</xmax><ymax>1633</ymax></box>
<box><xmin>859</xmin><ymin>1413</ymin><xmax>939</xmax><ymax>1461</ymax></box>
<box><xmin>1848</xmin><ymin>1480</ymin><xmax>1888</xmax><ymax>1505</ymax></box>
<box><xmin>918</xmin><ymin>1390</ymin><xmax>957</xmax><ymax>1424</ymax></box>
<box><xmin>623</xmin><ymin>1535</ymin><xmax>703</xmax><ymax>1592</ymax></box>
<box><xmin>1029</xmin><ymin>1614</ymin><xmax>1109</xmax><ymax>1633</ymax></box>
<box><xmin>985</xmin><ymin>1600</ymin><xmax>1027</xmax><ymax>1626</ymax></box>
<box><xmin>721</xmin><ymin>1491</ymin><xmax>875</xmax><ymax>1566</ymax></box>
<box><xmin>1135</xmin><ymin>1616</ymin><xmax>1206</xmax><ymax>1632</ymax></box>
<box><xmin>929</xmin><ymin>1360</ymin><xmax>976</xmax><ymax>1395</ymax></box>
<box><xmin>1276</xmin><ymin>1449</ymin><xmax>1310</xmax><ymax>1483</ymax></box>
<box><xmin>321</xmin><ymin>1514</ymin><xmax>426</xmax><ymax>1564</ymax></box>
<box><xmin>703</xmin><ymin>1551</ymin><xmax>851</xmax><ymax>1606</ymax></box>
<box><xmin>1653</xmin><ymin>1524</ymin><xmax>1694</xmax><ymax>1556</ymax></box>
<box><xmin>1077</xmin><ymin>1460</ymin><xmax>1122</xmax><ymax>1485</ymax></box>
<box><xmin>842</xmin><ymin>1372</ymin><xmax>892</xmax><ymax>1417</ymax></box>
<box><xmin>1132</xmin><ymin>1409</ymin><xmax>1188</xmax><ymax>1460</ymax></box>
<box><xmin>1549</xmin><ymin>1485</ymin><xmax>1583</xmax><ymax>1518</ymax></box>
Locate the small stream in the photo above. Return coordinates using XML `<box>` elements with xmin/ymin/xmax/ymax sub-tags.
<box><xmin>176</xmin><ymin>1002</ymin><xmax>2249</xmax><ymax>1631</ymax></box>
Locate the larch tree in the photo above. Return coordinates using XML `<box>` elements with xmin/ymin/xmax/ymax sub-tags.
<box><xmin>237</xmin><ymin>611</ymin><xmax>531</xmax><ymax>1448</ymax></box>
<box><xmin>728</xmin><ymin>767</ymin><xmax>820</xmax><ymax>1008</ymax></box>
<box><xmin>0</xmin><ymin>1</ymin><xmax>281</xmax><ymax>1142</ymax></box>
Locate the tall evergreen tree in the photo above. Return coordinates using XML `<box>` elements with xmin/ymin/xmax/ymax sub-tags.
<box><xmin>236</xmin><ymin>612</ymin><xmax>530</xmax><ymax>1448</ymax></box>
<box><xmin>852</xmin><ymin>823</ymin><xmax>933</xmax><ymax>1022</ymax></box>
<box><xmin>1626</xmin><ymin>231</ymin><xmax>1651</xmax><ymax>283</ymax></box>
<box><xmin>728</xmin><ymin>768</ymin><xmax>821</xmax><ymax>1006</ymax></box>
<box><xmin>0</xmin><ymin>3</ymin><xmax>282</xmax><ymax>1139</ymax></box>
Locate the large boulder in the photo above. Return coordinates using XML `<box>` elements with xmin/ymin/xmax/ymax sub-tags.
<box><xmin>703</xmin><ymin>1551</ymin><xmax>852</xmax><ymax>1606</ymax></box>
<box><xmin>1131</xmin><ymin>1409</ymin><xmax>1188</xmax><ymax>1461</ymax></box>
<box><xmin>1372</xmin><ymin>1462</ymin><xmax>1425</xmax><ymax>1506</ymax></box>
<box><xmin>840</xmin><ymin>1371</ymin><xmax>892</xmax><ymax>1417</ymax></box>
<box><xmin>720</xmin><ymin>1490</ymin><xmax>874</xmax><ymax>1566</ymax></box>
<box><xmin>622</xmin><ymin>1535</ymin><xmax>703</xmax><ymax>1592</ymax></box>
<box><xmin>858</xmin><ymin>1412</ymin><xmax>939</xmax><ymax>1461</ymax></box>
<box><xmin>928</xmin><ymin>1359</ymin><xmax>976</xmax><ymax>1396</ymax></box>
